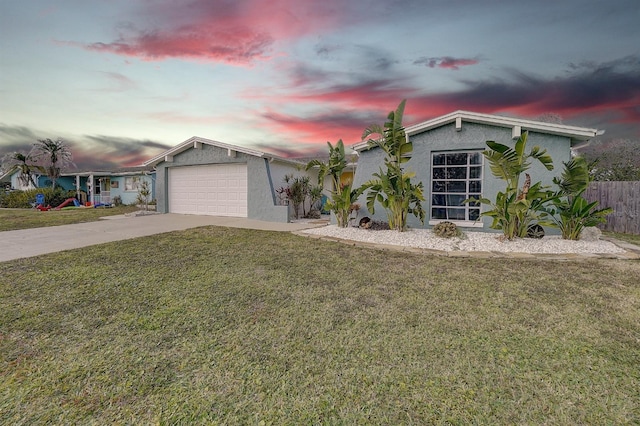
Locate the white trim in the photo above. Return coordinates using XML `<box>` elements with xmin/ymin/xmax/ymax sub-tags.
<box><xmin>353</xmin><ymin>110</ymin><xmax>602</xmax><ymax>152</ymax></box>
<box><xmin>429</xmin><ymin>220</ymin><xmax>484</xmax><ymax>228</ymax></box>
<box><xmin>512</xmin><ymin>125</ymin><xmax>521</xmax><ymax>139</ymax></box>
<box><xmin>144</xmin><ymin>136</ymin><xmax>304</xmax><ymax>167</ymax></box>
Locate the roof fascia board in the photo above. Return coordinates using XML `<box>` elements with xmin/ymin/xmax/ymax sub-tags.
<box><xmin>143</xmin><ymin>136</ymin><xmax>304</xmax><ymax>167</ymax></box>
<box><xmin>354</xmin><ymin>110</ymin><xmax>602</xmax><ymax>152</ymax></box>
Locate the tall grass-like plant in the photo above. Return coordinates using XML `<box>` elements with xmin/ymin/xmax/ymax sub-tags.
<box><xmin>548</xmin><ymin>156</ymin><xmax>613</xmax><ymax>240</ymax></box>
<box><xmin>360</xmin><ymin>100</ymin><xmax>425</xmax><ymax>232</ymax></box>
<box><xmin>471</xmin><ymin>132</ymin><xmax>555</xmax><ymax>240</ymax></box>
<box><xmin>306</xmin><ymin>140</ymin><xmax>362</xmax><ymax>227</ymax></box>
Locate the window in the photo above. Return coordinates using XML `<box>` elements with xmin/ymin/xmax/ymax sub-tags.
<box><xmin>431</xmin><ymin>151</ymin><xmax>482</xmax><ymax>222</ymax></box>
<box><xmin>125</xmin><ymin>176</ymin><xmax>141</xmax><ymax>191</ymax></box>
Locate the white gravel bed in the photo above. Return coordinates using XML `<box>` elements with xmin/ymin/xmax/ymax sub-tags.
<box><xmin>301</xmin><ymin>226</ymin><xmax>626</xmax><ymax>254</ymax></box>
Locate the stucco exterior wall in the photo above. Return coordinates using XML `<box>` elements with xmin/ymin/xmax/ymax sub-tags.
<box><xmin>110</xmin><ymin>175</ymin><xmax>154</xmax><ymax>205</ymax></box>
<box><xmin>154</xmin><ymin>143</ymin><xmax>302</xmax><ymax>222</ymax></box>
<box><xmin>352</xmin><ymin>122</ymin><xmax>572</xmax><ymax>230</ymax></box>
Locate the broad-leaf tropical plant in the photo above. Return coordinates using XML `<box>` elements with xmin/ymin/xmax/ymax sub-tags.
<box><xmin>306</xmin><ymin>140</ymin><xmax>361</xmax><ymax>227</ymax></box>
<box><xmin>360</xmin><ymin>100</ymin><xmax>425</xmax><ymax>231</ymax></box>
<box><xmin>34</xmin><ymin>138</ymin><xmax>73</xmax><ymax>189</ymax></box>
<box><xmin>547</xmin><ymin>156</ymin><xmax>613</xmax><ymax>240</ymax></box>
<box><xmin>470</xmin><ymin>131</ymin><xmax>555</xmax><ymax>240</ymax></box>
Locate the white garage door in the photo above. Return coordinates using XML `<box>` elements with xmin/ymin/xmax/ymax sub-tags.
<box><xmin>168</xmin><ymin>164</ymin><xmax>248</xmax><ymax>217</ymax></box>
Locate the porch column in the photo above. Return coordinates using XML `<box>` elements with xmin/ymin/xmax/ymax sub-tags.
<box><xmin>88</xmin><ymin>173</ymin><xmax>94</xmax><ymax>205</ymax></box>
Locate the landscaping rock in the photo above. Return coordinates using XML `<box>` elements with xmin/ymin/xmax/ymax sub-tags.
<box><xmin>580</xmin><ymin>226</ymin><xmax>602</xmax><ymax>242</ymax></box>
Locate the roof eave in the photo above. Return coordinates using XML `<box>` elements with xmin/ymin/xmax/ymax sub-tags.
<box><xmin>353</xmin><ymin>110</ymin><xmax>602</xmax><ymax>152</ymax></box>
<box><xmin>143</xmin><ymin>136</ymin><xmax>304</xmax><ymax>167</ymax></box>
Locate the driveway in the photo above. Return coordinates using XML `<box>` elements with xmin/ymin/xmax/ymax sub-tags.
<box><xmin>0</xmin><ymin>213</ymin><xmax>327</xmax><ymax>262</ymax></box>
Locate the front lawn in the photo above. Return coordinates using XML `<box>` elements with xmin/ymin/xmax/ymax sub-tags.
<box><xmin>0</xmin><ymin>206</ymin><xmax>139</xmax><ymax>231</ymax></box>
<box><xmin>604</xmin><ymin>231</ymin><xmax>640</xmax><ymax>246</ymax></box>
<box><xmin>1</xmin><ymin>227</ymin><xmax>639</xmax><ymax>424</ymax></box>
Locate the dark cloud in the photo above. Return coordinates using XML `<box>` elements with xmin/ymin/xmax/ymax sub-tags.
<box><xmin>427</xmin><ymin>55</ymin><xmax>640</xmax><ymax>120</ymax></box>
<box><xmin>0</xmin><ymin>125</ymin><xmax>171</xmax><ymax>172</ymax></box>
<box><xmin>414</xmin><ymin>56</ymin><xmax>480</xmax><ymax>70</ymax></box>
<box><xmin>254</xmin><ymin>55</ymin><xmax>640</xmax><ymax>148</ymax></box>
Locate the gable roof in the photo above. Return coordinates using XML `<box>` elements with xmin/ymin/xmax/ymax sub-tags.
<box><xmin>143</xmin><ymin>136</ymin><xmax>304</xmax><ymax>167</ymax></box>
<box><xmin>0</xmin><ymin>166</ymin><xmax>19</xmax><ymax>183</ymax></box>
<box><xmin>353</xmin><ymin>110</ymin><xmax>604</xmax><ymax>151</ymax></box>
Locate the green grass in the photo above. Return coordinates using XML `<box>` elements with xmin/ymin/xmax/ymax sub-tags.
<box><xmin>604</xmin><ymin>231</ymin><xmax>640</xmax><ymax>246</ymax></box>
<box><xmin>0</xmin><ymin>206</ymin><xmax>139</xmax><ymax>231</ymax></box>
<box><xmin>1</xmin><ymin>227</ymin><xmax>639</xmax><ymax>424</ymax></box>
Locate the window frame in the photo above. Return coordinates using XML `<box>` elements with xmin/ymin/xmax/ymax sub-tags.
<box><xmin>429</xmin><ymin>150</ymin><xmax>484</xmax><ymax>228</ymax></box>
<box><xmin>124</xmin><ymin>176</ymin><xmax>141</xmax><ymax>192</ymax></box>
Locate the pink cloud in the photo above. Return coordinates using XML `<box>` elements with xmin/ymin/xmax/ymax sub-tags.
<box><xmin>80</xmin><ymin>0</ymin><xmax>350</xmax><ymax>65</ymax></box>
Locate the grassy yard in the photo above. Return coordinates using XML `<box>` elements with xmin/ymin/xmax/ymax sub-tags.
<box><xmin>0</xmin><ymin>206</ymin><xmax>139</xmax><ymax>231</ymax></box>
<box><xmin>1</xmin><ymin>227</ymin><xmax>639</xmax><ymax>424</ymax></box>
<box><xmin>604</xmin><ymin>231</ymin><xmax>640</xmax><ymax>246</ymax></box>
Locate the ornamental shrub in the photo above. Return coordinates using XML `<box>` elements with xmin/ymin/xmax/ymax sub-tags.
<box><xmin>432</xmin><ymin>221</ymin><xmax>462</xmax><ymax>238</ymax></box>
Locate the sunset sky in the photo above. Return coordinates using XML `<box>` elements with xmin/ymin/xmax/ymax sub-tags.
<box><xmin>1</xmin><ymin>0</ymin><xmax>638</xmax><ymax>170</ymax></box>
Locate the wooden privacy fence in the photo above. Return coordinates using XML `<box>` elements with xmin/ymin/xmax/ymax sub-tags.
<box><xmin>584</xmin><ymin>181</ymin><xmax>640</xmax><ymax>235</ymax></box>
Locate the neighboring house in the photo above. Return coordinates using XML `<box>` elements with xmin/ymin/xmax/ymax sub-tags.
<box><xmin>1</xmin><ymin>166</ymin><xmax>155</xmax><ymax>206</ymax></box>
<box><xmin>0</xmin><ymin>167</ymin><xmax>39</xmax><ymax>191</ymax></box>
<box><xmin>54</xmin><ymin>168</ymin><xmax>156</xmax><ymax>206</ymax></box>
<box><xmin>351</xmin><ymin>110</ymin><xmax>602</xmax><ymax>231</ymax></box>
<box><xmin>144</xmin><ymin>136</ymin><xmax>311</xmax><ymax>222</ymax></box>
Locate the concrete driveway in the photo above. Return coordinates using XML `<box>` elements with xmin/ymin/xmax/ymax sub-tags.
<box><xmin>0</xmin><ymin>213</ymin><xmax>327</xmax><ymax>262</ymax></box>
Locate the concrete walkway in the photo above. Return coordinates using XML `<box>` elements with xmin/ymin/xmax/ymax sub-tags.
<box><xmin>0</xmin><ymin>213</ymin><xmax>327</xmax><ymax>263</ymax></box>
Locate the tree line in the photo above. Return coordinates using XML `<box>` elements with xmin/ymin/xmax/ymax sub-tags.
<box><xmin>1</xmin><ymin>138</ymin><xmax>73</xmax><ymax>189</ymax></box>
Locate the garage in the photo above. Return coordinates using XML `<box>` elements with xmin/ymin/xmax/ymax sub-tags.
<box><xmin>168</xmin><ymin>163</ymin><xmax>248</xmax><ymax>217</ymax></box>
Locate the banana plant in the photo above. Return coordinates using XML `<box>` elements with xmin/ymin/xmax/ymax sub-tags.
<box><xmin>306</xmin><ymin>139</ymin><xmax>361</xmax><ymax>227</ymax></box>
<box><xmin>547</xmin><ymin>156</ymin><xmax>613</xmax><ymax>240</ymax></box>
<box><xmin>470</xmin><ymin>131</ymin><xmax>555</xmax><ymax>240</ymax></box>
<box><xmin>360</xmin><ymin>100</ymin><xmax>425</xmax><ymax>231</ymax></box>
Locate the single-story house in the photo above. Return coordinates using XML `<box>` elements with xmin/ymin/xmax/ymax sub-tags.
<box><xmin>56</xmin><ymin>168</ymin><xmax>156</xmax><ymax>206</ymax></box>
<box><xmin>0</xmin><ymin>166</ymin><xmax>39</xmax><ymax>191</ymax></box>
<box><xmin>0</xmin><ymin>166</ymin><xmax>155</xmax><ymax>206</ymax></box>
<box><xmin>144</xmin><ymin>136</ymin><xmax>310</xmax><ymax>222</ymax></box>
<box><xmin>351</xmin><ymin>110</ymin><xmax>602</xmax><ymax>231</ymax></box>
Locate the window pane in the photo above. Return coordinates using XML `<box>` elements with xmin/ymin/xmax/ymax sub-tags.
<box><xmin>432</xmin><ymin>208</ymin><xmax>448</xmax><ymax>219</ymax></box>
<box><xmin>446</xmin><ymin>181</ymin><xmax>467</xmax><ymax>192</ymax></box>
<box><xmin>469</xmin><ymin>181</ymin><xmax>482</xmax><ymax>193</ymax></box>
<box><xmin>446</xmin><ymin>194</ymin><xmax>466</xmax><ymax>206</ymax></box>
<box><xmin>469</xmin><ymin>209</ymin><xmax>480</xmax><ymax>220</ymax></box>
<box><xmin>446</xmin><ymin>153</ymin><xmax>467</xmax><ymax>165</ymax></box>
<box><xmin>433</xmin><ymin>168</ymin><xmax>446</xmax><ymax>179</ymax></box>
<box><xmin>432</xmin><ymin>194</ymin><xmax>446</xmax><ymax>206</ymax></box>
<box><xmin>469</xmin><ymin>152</ymin><xmax>482</xmax><ymax>164</ymax></box>
<box><xmin>447</xmin><ymin>167</ymin><xmax>467</xmax><ymax>179</ymax></box>
<box><xmin>447</xmin><ymin>209</ymin><xmax>466</xmax><ymax>220</ymax></box>
<box><xmin>433</xmin><ymin>154</ymin><xmax>446</xmax><ymax>165</ymax></box>
<box><xmin>469</xmin><ymin>166</ymin><xmax>482</xmax><ymax>179</ymax></box>
<box><xmin>432</xmin><ymin>181</ymin><xmax>446</xmax><ymax>192</ymax></box>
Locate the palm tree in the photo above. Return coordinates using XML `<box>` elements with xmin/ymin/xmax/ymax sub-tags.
<box><xmin>34</xmin><ymin>138</ymin><xmax>73</xmax><ymax>189</ymax></box>
<box><xmin>9</xmin><ymin>151</ymin><xmax>42</xmax><ymax>188</ymax></box>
